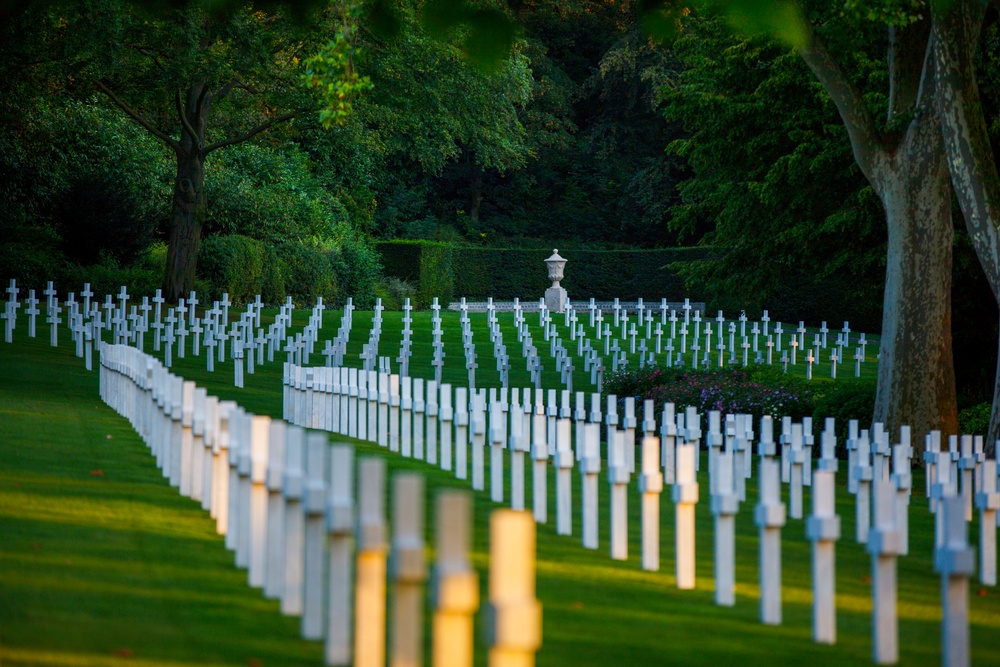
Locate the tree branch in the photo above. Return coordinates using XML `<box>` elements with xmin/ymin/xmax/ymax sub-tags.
<box><xmin>214</xmin><ymin>79</ymin><xmax>262</xmax><ymax>101</ymax></box>
<box><xmin>203</xmin><ymin>111</ymin><xmax>298</xmax><ymax>155</ymax></box>
<box><xmin>94</xmin><ymin>80</ymin><xmax>178</xmax><ymax>150</ymax></box>
<box><xmin>796</xmin><ymin>17</ymin><xmax>885</xmax><ymax>189</ymax></box>
<box><xmin>888</xmin><ymin>15</ymin><xmax>931</xmax><ymax>123</ymax></box>
<box><xmin>175</xmin><ymin>89</ymin><xmax>201</xmax><ymax>147</ymax></box>
<box><xmin>195</xmin><ymin>83</ymin><xmax>211</xmax><ymax>114</ymax></box>
<box><xmin>132</xmin><ymin>45</ymin><xmax>169</xmax><ymax>75</ymax></box>
<box><xmin>213</xmin><ymin>79</ymin><xmax>238</xmax><ymax>102</ymax></box>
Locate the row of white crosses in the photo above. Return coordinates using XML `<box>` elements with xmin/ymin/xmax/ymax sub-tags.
<box><xmin>506</xmin><ymin>295</ymin><xmax>875</xmax><ymax>382</ymax></box>
<box><xmin>6</xmin><ymin>280</ymin><xmax>881</xmax><ymax>397</ymax></box>
<box><xmin>286</xmin><ymin>368</ymin><xmax>1000</xmax><ymax>661</ymax></box>
<box><xmin>457</xmin><ymin>301</ymin><xmax>480</xmax><ymax>390</ymax></box>
<box><xmin>97</xmin><ymin>342</ymin><xmax>541</xmax><ymax>667</ymax></box>
<box><xmin>7</xmin><ymin>281</ymin><xmax>363</xmax><ymax>391</ymax></box>
<box><xmin>2</xmin><ymin>280</ymin><xmax>129</xmax><ymax>367</ymax></box>
<box><xmin>37</xmin><ymin>309</ymin><xmax>985</xmax><ymax>667</ymax></box>
<box><xmin>283</xmin><ymin>362</ymin><xmax>996</xmax><ymax>666</ymax></box>
<box><xmin>18</xmin><ymin>284</ymin><xmax>989</xmax><ymax>665</ymax></box>
<box><xmin>428</xmin><ymin>297</ymin><xmax>874</xmax><ymax>393</ymax></box>
<box><xmin>322</xmin><ymin>300</ymin><xmax>355</xmax><ymax>368</ymax></box>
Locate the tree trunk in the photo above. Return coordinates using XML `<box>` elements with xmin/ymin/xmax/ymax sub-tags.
<box><xmin>933</xmin><ymin>0</ymin><xmax>1000</xmax><ymax>450</ymax></box>
<box><xmin>162</xmin><ymin>84</ymin><xmax>211</xmax><ymax>301</ymax></box>
<box><xmin>95</xmin><ymin>77</ymin><xmax>294</xmax><ymax>302</ymax></box>
<box><xmin>163</xmin><ymin>146</ymin><xmax>206</xmax><ymax>300</ymax></box>
<box><xmin>873</xmin><ymin>133</ymin><xmax>958</xmax><ymax>447</ymax></box>
<box><xmin>798</xmin><ymin>19</ymin><xmax>958</xmax><ymax>454</ymax></box>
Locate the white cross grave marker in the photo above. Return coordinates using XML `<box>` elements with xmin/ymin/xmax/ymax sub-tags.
<box><xmin>806</xmin><ymin>419</ymin><xmax>840</xmax><ymax>644</ymax></box>
<box><xmin>354</xmin><ymin>457</ymin><xmax>387</xmax><ymax>667</ymax></box>
<box><xmin>674</xmin><ymin>424</ymin><xmax>699</xmax><ymax>589</ymax></box>
<box><xmin>755</xmin><ymin>416</ymin><xmax>785</xmax><ymax>624</ymax></box>
<box><xmin>390</xmin><ymin>473</ymin><xmax>426</xmax><ymax>667</ymax></box>
<box><xmin>432</xmin><ymin>491</ymin><xmax>478</xmax><ymax>667</ymax></box>
<box><xmin>935</xmin><ymin>494</ymin><xmax>975</xmax><ymax>667</ymax></box>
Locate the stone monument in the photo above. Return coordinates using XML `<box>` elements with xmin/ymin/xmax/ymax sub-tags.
<box><xmin>544</xmin><ymin>249</ymin><xmax>568</xmax><ymax>313</ymax></box>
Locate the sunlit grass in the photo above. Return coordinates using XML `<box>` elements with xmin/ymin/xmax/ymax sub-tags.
<box><xmin>0</xmin><ymin>314</ymin><xmax>995</xmax><ymax>667</ymax></box>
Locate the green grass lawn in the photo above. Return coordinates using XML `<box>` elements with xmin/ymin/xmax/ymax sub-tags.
<box><xmin>2</xmin><ymin>308</ymin><xmax>994</xmax><ymax>667</ymax></box>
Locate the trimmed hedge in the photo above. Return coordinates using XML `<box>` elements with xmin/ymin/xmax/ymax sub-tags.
<box><xmin>376</xmin><ymin>241</ymin><xmax>714</xmax><ymax>304</ymax></box>
<box><xmin>376</xmin><ymin>240</ymin><xmax>454</xmax><ymax>308</ymax></box>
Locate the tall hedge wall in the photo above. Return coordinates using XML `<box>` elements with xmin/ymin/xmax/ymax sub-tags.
<box><xmin>376</xmin><ymin>240</ymin><xmax>454</xmax><ymax>308</ymax></box>
<box><xmin>377</xmin><ymin>241</ymin><xmax>714</xmax><ymax>304</ymax></box>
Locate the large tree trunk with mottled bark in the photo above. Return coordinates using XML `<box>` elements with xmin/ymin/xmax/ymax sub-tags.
<box><xmin>798</xmin><ymin>15</ymin><xmax>958</xmax><ymax>452</ymax></box>
<box><xmin>933</xmin><ymin>0</ymin><xmax>1000</xmax><ymax>451</ymax></box>
<box><xmin>873</xmin><ymin>146</ymin><xmax>958</xmax><ymax>441</ymax></box>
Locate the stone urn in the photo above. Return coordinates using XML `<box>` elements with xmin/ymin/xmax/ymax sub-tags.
<box><xmin>544</xmin><ymin>249</ymin><xmax>568</xmax><ymax>312</ymax></box>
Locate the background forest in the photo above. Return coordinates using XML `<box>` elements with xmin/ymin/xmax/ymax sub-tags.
<box><xmin>1</xmin><ymin>0</ymin><xmax>998</xmax><ymax>406</ymax></box>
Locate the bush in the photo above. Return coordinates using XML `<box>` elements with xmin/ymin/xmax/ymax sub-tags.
<box><xmin>374</xmin><ymin>277</ymin><xmax>416</xmax><ymax>311</ymax></box>
<box><xmin>197</xmin><ymin>234</ymin><xmax>281</xmax><ymax>306</ymax></box>
<box><xmin>0</xmin><ymin>230</ymin><xmax>166</xmax><ymax>300</ymax></box>
<box><xmin>62</xmin><ymin>256</ymin><xmax>161</xmax><ymax>301</ymax></box>
<box><xmin>417</xmin><ymin>243</ymin><xmax>454</xmax><ymax>308</ymax></box>
<box><xmin>0</xmin><ymin>225</ymin><xmax>67</xmax><ymax>291</ymax></box>
<box><xmin>605</xmin><ymin>365</ymin><xmax>814</xmax><ymax>425</ymax></box>
<box><xmin>810</xmin><ymin>381</ymin><xmax>877</xmax><ymax>456</ymax></box>
<box><xmin>277</xmin><ymin>242</ymin><xmax>337</xmax><ymax>307</ymax></box>
<box><xmin>197</xmin><ymin>233</ymin><xmax>382</xmax><ymax>308</ymax></box>
<box><xmin>604</xmin><ymin>366</ymin><xmax>675</xmax><ymax>401</ymax></box>
<box><xmin>958</xmin><ymin>402</ymin><xmax>991</xmax><ymax>436</ymax></box>
<box><xmin>331</xmin><ymin>234</ymin><xmax>382</xmax><ymax>309</ymax></box>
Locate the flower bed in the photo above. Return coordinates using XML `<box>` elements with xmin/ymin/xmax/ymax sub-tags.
<box><xmin>604</xmin><ymin>365</ymin><xmax>815</xmax><ymax>423</ymax></box>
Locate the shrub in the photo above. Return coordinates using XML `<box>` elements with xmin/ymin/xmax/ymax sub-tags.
<box><xmin>606</xmin><ymin>364</ymin><xmax>814</xmax><ymax>424</ymax></box>
<box><xmin>374</xmin><ymin>277</ymin><xmax>416</xmax><ymax>311</ymax></box>
<box><xmin>277</xmin><ymin>242</ymin><xmax>337</xmax><ymax>307</ymax></box>
<box><xmin>810</xmin><ymin>380</ymin><xmax>877</xmax><ymax>448</ymax></box>
<box><xmin>958</xmin><ymin>402</ymin><xmax>991</xmax><ymax>436</ymax></box>
<box><xmin>63</xmin><ymin>256</ymin><xmax>161</xmax><ymax>301</ymax></box>
<box><xmin>331</xmin><ymin>234</ymin><xmax>382</xmax><ymax>309</ymax></box>
<box><xmin>604</xmin><ymin>366</ymin><xmax>675</xmax><ymax>401</ymax></box>
<box><xmin>145</xmin><ymin>242</ymin><xmax>168</xmax><ymax>276</ymax></box>
<box><xmin>417</xmin><ymin>243</ymin><xmax>454</xmax><ymax>308</ymax></box>
<box><xmin>375</xmin><ymin>240</ymin><xmax>454</xmax><ymax>308</ymax></box>
<box><xmin>0</xmin><ymin>225</ymin><xmax>67</xmax><ymax>291</ymax></box>
<box><xmin>197</xmin><ymin>234</ymin><xmax>281</xmax><ymax>306</ymax></box>
<box><xmin>197</xmin><ymin>233</ymin><xmax>382</xmax><ymax>308</ymax></box>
